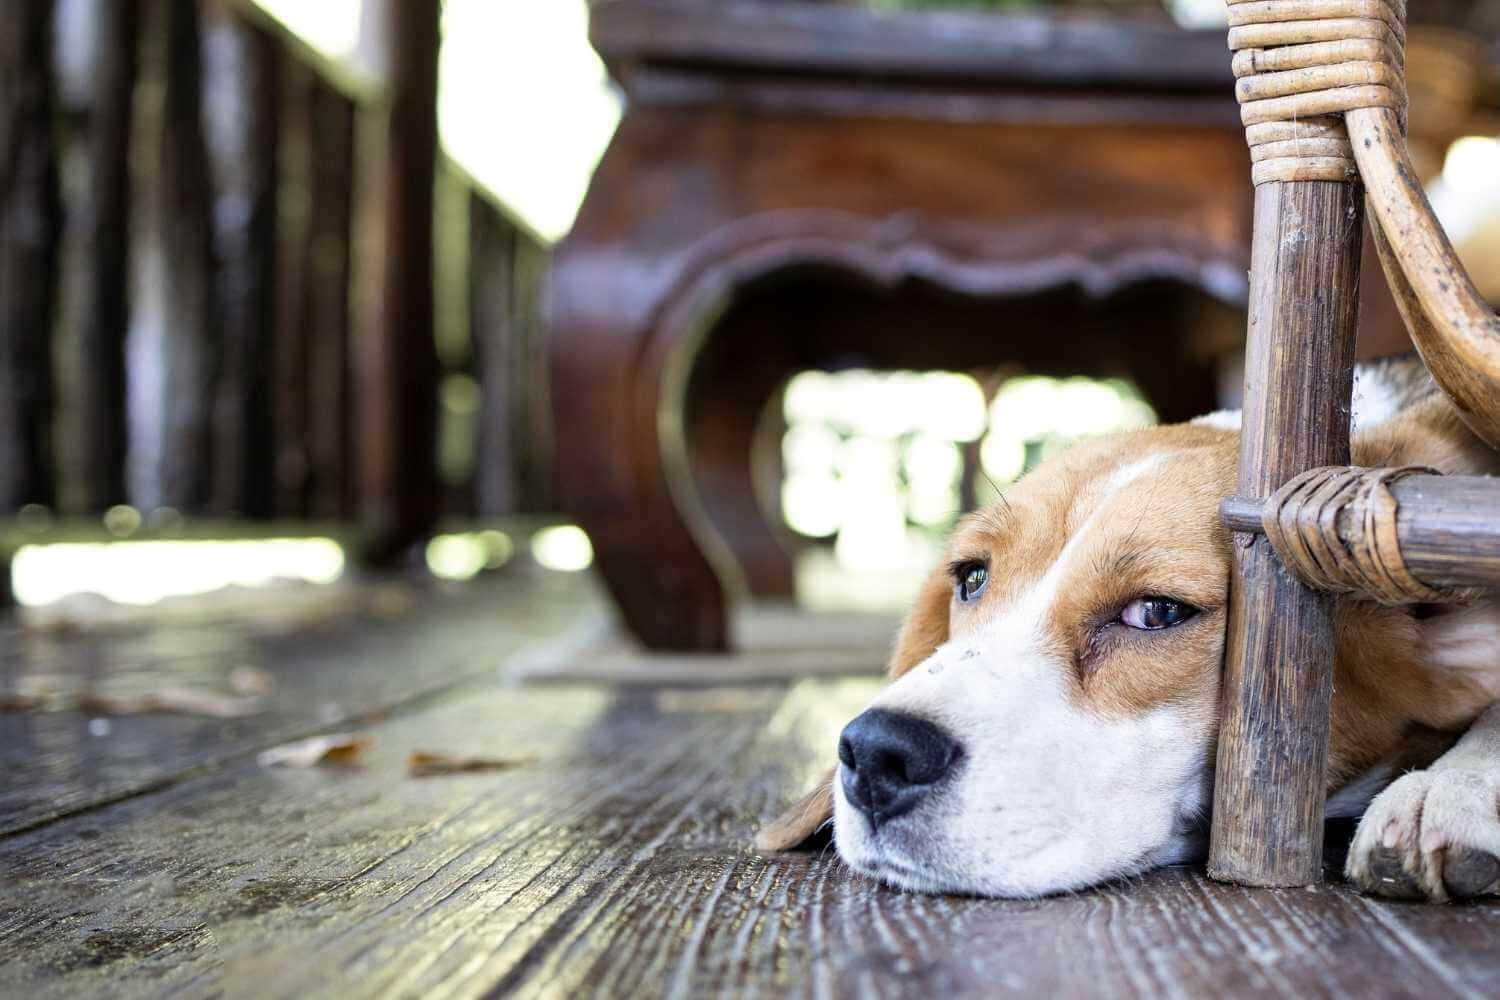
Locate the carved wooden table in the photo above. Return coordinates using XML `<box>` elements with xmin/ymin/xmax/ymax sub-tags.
<box><xmin>548</xmin><ymin>1</ymin><xmax>1253</xmax><ymax>650</ymax></box>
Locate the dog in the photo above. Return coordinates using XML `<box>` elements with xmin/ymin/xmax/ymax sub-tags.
<box><xmin>759</xmin><ymin>355</ymin><xmax>1500</xmax><ymax>902</ymax></box>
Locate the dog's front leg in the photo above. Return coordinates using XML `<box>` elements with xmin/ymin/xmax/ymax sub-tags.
<box><xmin>1347</xmin><ymin>702</ymin><xmax>1500</xmax><ymax>902</ymax></box>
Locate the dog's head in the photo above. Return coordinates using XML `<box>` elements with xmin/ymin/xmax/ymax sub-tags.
<box><xmin>761</xmin><ymin>422</ymin><xmax>1242</xmax><ymax>896</ymax></box>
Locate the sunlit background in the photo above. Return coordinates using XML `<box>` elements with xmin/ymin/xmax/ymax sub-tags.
<box><xmin>9</xmin><ymin>0</ymin><xmax>1500</xmax><ymax>614</ymax></box>
<box><xmin>254</xmin><ymin>0</ymin><xmax>621</xmax><ymax>243</ymax></box>
<box><xmin>785</xmin><ymin>370</ymin><xmax>1157</xmax><ymax>610</ymax></box>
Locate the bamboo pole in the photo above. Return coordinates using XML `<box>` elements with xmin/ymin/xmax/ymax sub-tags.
<box><xmin>1209</xmin><ymin>177</ymin><xmax>1365</xmax><ymax>886</ymax></box>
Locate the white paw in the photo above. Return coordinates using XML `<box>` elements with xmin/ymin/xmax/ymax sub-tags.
<box><xmin>1346</xmin><ymin>769</ymin><xmax>1500</xmax><ymax>902</ymax></box>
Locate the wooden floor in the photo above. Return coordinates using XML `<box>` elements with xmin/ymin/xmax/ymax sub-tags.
<box><xmin>2</xmin><ymin>566</ymin><xmax>1499</xmax><ymax>999</ymax></box>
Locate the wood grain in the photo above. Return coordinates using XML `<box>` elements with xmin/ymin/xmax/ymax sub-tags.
<box><xmin>1354</xmin><ymin>107</ymin><xmax>1500</xmax><ymax>451</ymax></box>
<box><xmin>1211</xmin><ymin>179</ymin><xmax>1365</xmax><ymax>887</ymax></box>
<box><xmin>158</xmin><ymin>0</ymin><xmax>223</xmax><ymax>511</ymax></box>
<box><xmin>471</xmin><ymin>193</ymin><xmax>550</xmax><ymax>518</ymax></box>
<box><xmin>207</xmin><ymin>8</ymin><xmax>281</xmax><ymax>518</ymax></box>
<box><xmin>551</xmin><ymin>31</ymin><xmax>1254</xmax><ymax>648</ymax></box>
<box><xmin>0</xmin><ymin>567</ymin><xmax>599</xmax><ymax>837</ymax></box>
<box><xmin>301</xmin><ymin>78</ymin><xmax>357</xmax><ymax>520</ymax></box>
<box><xmin>592</xmin><ymin>1</ymin><xmax>1235</xmax><ymax>90</ymax></box>
<box><xmin>0</xmin><ymin>0</ymin><xmax>62</xmax><ymax>510</ymax></box>
<box><xmin>2</xmin><ymin>649</ymin><xmax>1497</xmax><ymax>998</ymax></box>
<box><xmin>358</xmin><ymin>0</ymin><xmax>441</xmax><ymax>564</ymax></box>
<box><xmin>275</xmin><ymin>62</ymin><xmax>357</xmax><ymax>520</ymax></box>
<box><xmin>1222</xmin><ymin>473</ymin><xmax>1500</xmax><ymax>591</ymax></box>
<box><xmin>74</xmin><ymin>0</ymin><xmax>139</xmax><ymax>513</ymax></box>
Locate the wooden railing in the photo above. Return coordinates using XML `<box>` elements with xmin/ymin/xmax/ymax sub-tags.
<box><xmin>0</xmin><ymin>0</ymin><xmax>549</xmax><ymax>588</ymax></box>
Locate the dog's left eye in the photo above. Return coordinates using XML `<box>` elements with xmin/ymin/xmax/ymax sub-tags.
<box><xmin>952</xmin><ymin>562</ymin><xmax>989</xmax><ymax>603</ymax></box>
<box><xmin>1120</xmin><ymin>596</ymin><xmax>1197</xmax><ymax>631</ymax></box>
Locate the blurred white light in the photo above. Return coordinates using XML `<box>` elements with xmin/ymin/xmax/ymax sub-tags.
<box><xmin>531</xmin><ymin>525</ymin><xmax>594</xmax><ymax>572</ymax></box>
<box><xmin>479</xmin><ymin>530</ymin><xmax>515</xmax><ymax>569</ymax></box>
<box><xmin>440</xmin><ymin>0</ymin><xmax>622</xmax><ymax>242</ymax></box>
<box><xmin>251</xmin><ymin>0</ymin><xmax>619</xmax><ymax>243</ymax></box>
<box><xmin>782</xmin><ymin>472</ymin><xmax>843</xmax><ymax>538</ymax></box>
<box><xmin>250</xmin><ymin>0</ymin><xmax>361</xmax><ymax>58</ymax></box>
<box><xmin>834</xmin><ymin>497</ymin><xmax>912</xmax><ymax>573</ymax></box>
<box><xmin>779</xmin><ymin>367</ymin><xmax>1157</xmax><ymax>563</ymax></box>
<box><xmin>782</xmin><ymin>424</ymin><xmax>840</xmax><ymax>472</ymax></box>
<box><xmin>907</xmin><ymin>484</ymin><xmax>959</xmax><ymax>527</ymax></box>
<box><xmin>784</xmin><ymin>371</ymin><xmax>835</xmax><ymax>426</ymax></box>
<box><xmin>1443</xmin><ymin>136</ymin><xmax>1500</xmax><ymax>194</ymax></box>
<box><xmin>980</xmin><ymin>430</ymin><xmax>1027</xmax><ymax>483</ymax></box>
<box><xmin>915</xmin><ymin>373</ymin><xmax>987</xmax><ymax>442</ymax></box>
<box><xmin>426</xmin><ymin>534</ymin><xmax>488</xmax><ymax>581</ymax></box>
<box><xmin>837</xmin><ymin>437</ymin><xmax>901</xmax><ymax>494</ymax></box>
<box><xmin>990</xmin><ymin>376</ymin><xmax>1155</xmax><ymax>450</ymax></box>
<box><xmin>1167</xmin><ymin>0</ymin><xmax>1229</xmax><ymax>28</ymax></box>
<box><xmin>12</xmin><ymin>539</ymin><xmax>345</xmax><ymax>607</ymax></box>
<box><xmin>786</xmin><ymin>369</ymin><xmax>984</xmax><ymax>442</ymax></box>
<box><xmin>903</xmin><ymin>433</ymin><xmax>962</xmax><ymax>487</ymax></box>
<box><xmin>989</xmin><ymin>376</ymin><xmax>1061</xmax><ymax>442</ymax></box>
<box><xmin>841</xmin><ymin>373</ymin><xmax>914</xmax><ymax>439</ymax></box>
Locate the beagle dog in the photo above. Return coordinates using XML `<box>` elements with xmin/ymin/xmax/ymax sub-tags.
<box><xmin>760</xmin><ymin>356</ymin><xmax>1500</xmax><ymax>902</ymax></box>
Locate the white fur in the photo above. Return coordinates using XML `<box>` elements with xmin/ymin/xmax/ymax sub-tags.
<box><xmin>1421</xmin><ymin>602</ymin><xmax>1500</xmax><ymax>703</ymax></box>
<box><xmin>1191</xmin><ymin>410</ymin><xmax>1241</xmax><ymax>432</ymax></box>
<box><xmin>1346</xmin><ymin>702</ymin><xmax>1500</xmax><ymax>901</ymax></box>
<box><xmin>1351</xmin><ymin>366</ymin><xmax>1405</xmax><ymax>431</ymax></box>
<box><xmin>1191</xmin><ymin>358</ymin><xmax>1430</xmax><ymax>437</ymax></box>
<box><xmin>835</xmin><ymin>456</ymin><xmax>1215</xmax><ymax>897</ymax></box>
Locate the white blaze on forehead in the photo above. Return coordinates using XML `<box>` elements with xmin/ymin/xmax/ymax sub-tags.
<box><xmin>1011</xmin><ymin>452</ymin><xmax>1174</xmax><ymax>618</ymax></box>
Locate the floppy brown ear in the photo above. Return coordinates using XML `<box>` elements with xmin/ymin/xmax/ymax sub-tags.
<box><xmin>755</xmin><ymin>768</ymin><xmax>835</xmax><ymax>852</ymax></box>
<box><xmin>757</xmin><ymin>567</ymin><xmax>951</xmax><ymax>853</ymax></box>
<box><xmin>887</xmin><ymin>564</ymin><xmax>953</xmax><ymax>679</ymax></box>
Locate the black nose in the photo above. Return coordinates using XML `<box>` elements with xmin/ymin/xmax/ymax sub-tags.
<box><xmin>838</xmin><ymin>709</ymin><xmax>961</xmax><ymax>828</ymax></box>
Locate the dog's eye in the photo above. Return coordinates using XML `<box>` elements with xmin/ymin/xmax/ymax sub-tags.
<box><xmin>1120</xmin><ymin>596</ymin><xmax>1197</xmax><ymax>630</ymax></box>
<box><xmin>954</xmin><ymin>562</ymin><xmax>989</xmax><ymax>603</ymax></box>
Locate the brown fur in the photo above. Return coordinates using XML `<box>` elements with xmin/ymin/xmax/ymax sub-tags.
<box><xmin>759</xmin><ymin>392</ymin><xmax>1500</xmax><ymax>851</ymax></box>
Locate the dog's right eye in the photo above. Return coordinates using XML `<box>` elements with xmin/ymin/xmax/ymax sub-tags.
<box><xmin>953</xmin><ymin>562</ymin><xmax>989</xmax><ymax>603</ymax></box>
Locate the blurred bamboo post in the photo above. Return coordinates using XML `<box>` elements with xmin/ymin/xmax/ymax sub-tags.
<box><xmin>470</xmin><ymin>193</ymin><xmax>521</xmax><ymax>517</ymax></box>
<box><xmin>358</xmin><ymin>0</ymin><xmax>441</xmax><ymax>563</ymax></box>
<box><xmin>0</xmin><ymin>0</ymin><xmax>62</xmax><ymax>512</ymax></box>
<box><xmin>471</xmin><ymin>197</ymin><xmax>553</xmax><ymax>518</ymax></box>
<box><xmin>77</xmin><ymin>0</ymin><xmax>140</xmax><ymax>513</ymax></box>
<box><xmin>207</xmin><ymin>3</ymin><xmax>282</xmax><ymax>518</ymax></box>
<box><xmin>160</xmin><ymin>0</ymin><xmax>221</xmax><ymax>511</ymax></box>
<box><xmin>278</xmin><ymin>62</ymin><xmax>357</xmax><ymax>521</ymax></box>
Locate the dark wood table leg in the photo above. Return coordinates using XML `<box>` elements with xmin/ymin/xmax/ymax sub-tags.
<box><xmin>550</xmin><ymin>320</ymin><xmax>733</xmax><ymax>651</ymax></box>
<box><xmin>684</xmin><ymin>298</ymin><xmax>803</xmax><ymax>599</ymax></box>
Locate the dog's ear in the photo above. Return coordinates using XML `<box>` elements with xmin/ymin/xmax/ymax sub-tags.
<box><xmin>757</xmin><ymin>566</ymin><xmax>951</xmax><ymax>853</ymax></box>
<box><xmin>887</xmin><ymin>564</ymin><xmax>952</xmax><ymax>679</ymax></box>
<box><xmin>755</xmin><ymin>768</ymin><xmax>835</xmax><ymax>852</ymax></box>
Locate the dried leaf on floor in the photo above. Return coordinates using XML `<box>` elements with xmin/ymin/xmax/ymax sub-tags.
<box><xmin>258</xmin><ymin>733</ymin><xmax>372</xmax><ymax>769</ymax></box>
<box><xmin>407</xmin><ymin>751</ymin><xmax>536</xmax><ymax>777</ymax></box>
<box><xmin>0</xmin><ymin>692</ymin><xmax>46</xmax><ymax>711</ymax></box>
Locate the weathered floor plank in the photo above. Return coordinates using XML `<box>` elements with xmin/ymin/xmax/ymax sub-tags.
<box><xmin>0</xmin><ymin>567</ymin><xmax>602</xmax><ymax>834</ymax></box>
<box><xmin>2</xmin><ymin>659</ymin><xmax>1497</xmax><ymax>999</ymax></box>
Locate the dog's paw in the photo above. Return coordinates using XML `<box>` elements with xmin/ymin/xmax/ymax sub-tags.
<box><xmin>1346</xmin><ymin>769</ymin><xmax>1500</xmax><ymax>902</ymax></box>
